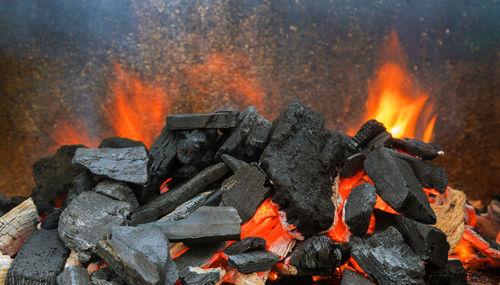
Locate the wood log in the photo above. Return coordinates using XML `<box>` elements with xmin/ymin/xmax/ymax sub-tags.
<box><xmin>0</xmin><ymin>255</ymin><xmax>12</xmax><ymax>285</ymax></box>
<box><xmin>0</xmin><ymin>198</ymin><xmax>38</xmax><ymax>256</ymax></box>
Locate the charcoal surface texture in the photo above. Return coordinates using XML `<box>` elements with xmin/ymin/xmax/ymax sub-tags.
<box><xmin>90</xmin><ymin>268</ymin><xmax>125</xmax><ymax>285</ymax></box>
<box><xmin>149</xmin><ymin>206</ymin><xmax>241</xmax><ymax>243</ymax></box>
<box><xmin>216</xmin><ymin>106</ymin><xmax>271</xmax><ymax>161</ymax></box>
<box><xmin>7</xmin><ymin>229</ymin><xmax>69</xmax><ymax>285</ymax></box>
<box><xmin>350</xmin><ymin>226</ymin><xmax>425</xmax><ymax>285</ymax></box>
<box><xmin>166</xmin><ymin>111</ymin><xmax>239</xmax><ymax>130</ymax></box>
<box><xmin>364</xmin><ymin>147</ymin><xmax>436</xmax><ymax>224</ymax></box>
<box><xmin>227</xmin><ymin>250</ymin><xmax>279</xmax><ymax>274</ymax></box>
<box><xmin>131</xmin><ymin>162</ymin><xmax>229</xmax><ymax>224</ymax></box>
<box><xmin>57</xmin><ymin>266</ymin><xmax>91</xmax><ymax>285</ymax></box>
<box><xmin>32</xmin><ymin>144</ymin><xmax>87</xmax><ymax>214</ymax></box>
<box><xmin>94</xmin><ymin>180</ymin><xmax>140</xmax><ymax>211</ymax></box>
<box><xmin>159</xmin><ymin>191</ymin><xmax>214</xmax><ymax>222</ymax></box>
<box><xmin>64</xmin><ymin>170</ymin><xmax>97</xmax><ymax>206</ymax></box>
<box><xmin>220</xmin><ymin>163</ymin><xmax>270</xmax><ymax>222</ymax></box>
<box><xmin>392</xmin><ymin>138</ymin><xmax>443</xmax><ymax>160</ymax></box>
<box><xmin>179</xmin><ymin>267</ymin><xmax>223</xmax><ymax>285</ymax></box>
<box><xmin>72</xmin><ymin>147</ymin><xmax>149</xmax><ymax>184</ymax></box>
<box><xmin>174</xmin><ymin>242</ymin><xmax>226</xmax><ymax>272</ymax></box>
<box><xmin>289</xmin><ymin>235</ymin><xmax>349</xmax><ymax>275</ymax></box>
<box><xmin>260</xmin><ymin>100</ymin><xmax>344</xmax><ymax>237</ymax></box>
<box><xmin>347</xmin><ymin>120</ymin><xmax>386</xmax><ymax>152</ymax></box>
<box><xmin>221</xmin><ymin>154</ymin><xmax>249</xmax><ymax>172</ymax></box>
<box><xmin>340</xmin><ymin>153</ymin><xmax>365</xmax><ymax>178</ymax></box>
<box><xmin>41</xmin><ymin>209</ymin><xmax>63</xmax><ymax>230</ymax></box>
<box><xmin>174</xmin><ymin>129</ymin><xmax>218</xmax><ymax>181</ymax></box>
<box><xmin>96</xmin><ymin>226</ymin><xmax>179</xmax><ymax>285</ymax></box>
<box><xmin>340</xmin><ymin>269</ymin><xmax>374</xmax><ymax>285</ymax></box>
<box><xmin>345</xmin><ymin>183</ymin><xmax>377</xmax><ymax>236</ymax></box>
<box><xmin>361</xmin><ymin>131</ymin><xmax>392</xmax><ymax>154</ymax></box>
<box><xmin>224</xmin><ymin>237</ymin><xmax>267</xmax><ymax>255</ymax></box>
<box><xmin>58</xmin><ymin>191</ymin><xmax>132</xmax><ymax>262</ymax></box>
<box><xmin>0</xmin><ymin>194</ymin><xmax>26</xmax><ymax>216</ymax></box>
<box><xmin>424</xmin><ymin>259</ymin><xmax>467</xmax><ymax>285</ymax></box>
<box><xmin>98</xmin><ymin>137</ymin><xmax>146</xmax><ymax>149</ymax></box>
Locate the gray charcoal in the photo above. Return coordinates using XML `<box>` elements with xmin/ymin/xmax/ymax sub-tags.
<box><xmin>166</xmin><ymin>111</ymin><xmax>239</xmax><ymax>130</ymax></box>
<box><xmin>94</xmin><ymin>180</ymin><xmax>139</xmax><ymax>211</ymax></box>
<box><xmin>260</xmin><ymin>100</ymin><xmax>344</xmax><ymax>237</ymax></box>
<box><xmin>345</xmin><ymin>183</ymin><xmax>377</xmax><ymax>236</ymax></box>
<box><xmin>203</xmin><ymin>189</ymin><xmax>222</xmax><ymax>206</ymax></box>
<box><xmin>364</xmin><ymin>147</ymin><xmax>436</xmax><ymax>224</ymax></box>
<box><xmin>98</xmin><ymin>137</ymin><xmax>146</xmax><ymax>149</ymax></box>
<box><xmin>224</xmin><ymin>237</ymin><xmax>267</xmax><ymax>255</ymax></box>
<box><xmin>7</xmin><ymin>229</ymin><xmax>70</xmax><ymax>285</ymax></box>
<box><xmin>96</xmin><ymin>226</ymin><xmax>179</xmax><ymax>285</ymax></box>
<box><xmin>340</xmin><ymin>153</ymin><xmax>365</xmax><ymax>178</ymax></box>
<box><xmin>392</xmin><ymin>138</ymin><xmax>443</xmax><ymax>160</ymax></box>
<box><xmin>57</xmin><ymin>266</ymin><xmax>91</xmax><ymax>285</ymax></box>
<box><xmin>424</xmin><ymin>259</ymin><xmax>467</xmax><ymax>285</ymax></box>
<box><xmin>148</xmin><ymin>206</ymin><xmax>241</xmax><ymax>243</ymax></box>
<box><xmin>350</xmin><ymin>226</ymin><xmax>425</xmax><ymax>285</ymax></box>
<box><xmin>340</xmin><ymin>269</ymin><xmax>374</xmax><ymax>285</ymax></box>
<box><xmin>58</xmin><ymin>192</ymin><xmax>132</xmax><ymax>261</ymax></box>
<box><xmin>220</xmin><ymin>163</ymin><xmax>270</xmax><ymax>222</ymax></box>
<box><xmin>174</xmin><ymin>129</ymin><xmax>218</xmax><ymax>181</ymax></box>
<box><xmin>90</xmin><ymin>268</ymin><xmax>125</xmax><ymax>285</ymax></box>
<box><xmin>226</xmin><ymin>250</ymin><xmax>279</xmax><ymax>274</ymax></box>
<box><xmin>64</xmin><ymin>170</ymin><xmax>97</xmax><ymax>206</ymax></box>
<box><xmin>174</xmin><ymin>242</ymin><xmax>226</xmax><ymax>272</ymax></box>
<box><xmin>289</xmin><ymin>235</ymin><xmax>349</xmax><ymax>275</ymax></box>
<box><xmin>131</xmin><ymin>162</ymin><xmax>229</xmax><ymax>225</ymax></box>
<box><xmin>41</xmin><ymin>209</ymin><xmax>63</xmax><ymax>230</ymax></box>
<box><xmin>159</xmin><ymin>191</ymin><xmax>214</xmax><ymax>222</ymax></box>
<box><xmin>221</xmin><ymin>154</ymin><xmax>249</xmax><ymax>172</ymax></box>
<box><xmin>32</xmin><ymin>144</ymin><xmax>87</xmax><ymax>214</ymax></box>
<box><xmin>72</xmin><ymin>147</ymin><xmax>149</xmax><ymax>184</ymax></box>
<box><xmin>217</xmin><ymin>106</ymin><xmax>271</xmax><ymax>161</ymax></box>
<box><xmin>179</xmin><ymin>267</ymin><xmax>223</xmax><ymax>285</ymax></box>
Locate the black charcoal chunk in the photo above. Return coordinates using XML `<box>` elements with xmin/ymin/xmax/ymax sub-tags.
<box><xmin>220</xmin><ymin>163</ymin><xmax>270</xmax><ymax>222</ymax></box>
<box><xmin>167</xmin><ymin>111</ymin><xmax>239</xmax><ymax>130</ymax></box>
<box><xmin>148</xmin><ymin>206</ymin><xmax>241</xmax><ymax>243</ymax></box>
<box><xmin>203</xmin><ymin>189</ymin><xmax>223</xmax><ymax>206</ymax></box>
<box><xmin>7</xmin><ymin>229</ymin><xmax>69</xmax><ymax>285</ymax></box>
<box><xmin>350</xmin><ymin>226</ymin><xmax>425</xmax><ymax>285</ymax></box>
<box><xmin>98</xmin><ymin>137</ymin><xmax>146</xmax><ymax>149</ymax></box>
<box><xmin>159</xmin><ymin>191</ymin><xmax>214</xmax><ymax>222</ymax></box>
<box><xmin>174</xmin><ymin>242</ymin><xmax>226</xmax><ymax>272</ymax></box>
<box><xmin>131</xmin><ymin>162</ymin><xmax>229</xmax><ymax>224</ymax></box>
<box><xmin>347</xmin><ymin>120</ymin><xmax>387</xmax><ymax>152</ymax></box>
<box><xmin>227</xmin><ymin>250</ymin><xmax>279</xmax><ymax>274</ymax></box>
<box><xmin>32</xmin><ymin>145</ymin><xmax>87</xmax><ymax>214</ymax></box>
<box><xmin>361</xmin><ymin>131</ymin><xmax>392</xmax><ymax>153</ymax></box>
<box><xmin>179</xmin><ymin>267</ymin><xmax>223</xmax><ymax>285</ymax></box>
<box><xmin>364</xmin><ymin>147</ymin><xmax>436</xmax><ymax>224</ymax></box>
<box><xmin>90</xmin><ymin>268</ymin><xmax>125</xmax><ymax>285</ymax></box>
<box><xmin>96</xmin><ymin>226</ymin><xmax>179</xmax><ymax>285</ymax></box>
<box><xmin>340</xmin><ymin>153</ymin><xmax>365</xmax><ymax>178</ymax></box>
<box><xmin>41</xmin><ymin>209</ymin><xmax>63</xmax><ymax>230</ymax></box>
<box><xmin>65</xmin><ymin>170</ymin><xmax>97</xmax><ymax>204</ymax></box>
<box><xmin>392</xmin><ymin>138</ymin><xmax>443</xmax><ymax>160</ymax></box>
<box><xmin>289</xmin><ymin>235</ymin><xmax>349</xmax><ymax>275</ymax></box>
<box><xmin>58</xmin><ymin>192</ymin><xmax>132</xmax><ymax>262</ymax></box>
<box><xmin>221</xmin><ymin>154</ymin><xmax>249</xmax><ymax>172</ymax></box>
<box><xmin>424</xmin><ymin>259</ymin><xmax>467</xmax><ymax>285</ymax></box>
<box><xmin>57</xmin><ymin>266</ymin><xmax>91</xmax><ymax>285</ymax></box>
<box><xmin>345</xmin><ymin>183</ymin><xmax>377</xmax><ymax>236</ymax></box>
<box><xmin>94</xmin><ymin>180</ymin><xmax>139</xmax><ymax>211</ymax></box>
<box><xmin>72</xmin><ymin>147</ymin><xmax>149</xmax><ymax>184</ymax></box>
<box><xmin>224</xmin><ymin>237</ymin><xmax>267</xmax><ymax>255</ymax></box>
<box><xmin>174</xmin><ymin>129</ymin><xmax>218</xmax><ymax>181</ymax></box>
<box><xmin>217</xmin><ymin>106</ymin><xmax>271</xmax><ymax>161</ymax></box>
<box><xmin>260</xmin><ymin>100</ymin><xmax>344</xmax><ymax>237</ymax></box>
<box><xmin>341</xmin><ymin>269</ymin><xmax>374</xmax><ymax>285</ymax></box>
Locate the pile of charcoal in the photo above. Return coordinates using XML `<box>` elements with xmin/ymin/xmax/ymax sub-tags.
<box><xmin>0</xmin><ymin>100</ymin><xmax>470</xmax><ymax>285</ymax></box>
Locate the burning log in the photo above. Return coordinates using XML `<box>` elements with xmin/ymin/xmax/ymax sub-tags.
<box><xmin>166</xmin><ymin>111</ymin><xmax>240</xmax><ymax>130</ymax></box>
<box><xmin>260</xmin><ymin>100</ymin><xmax>344</xmax><ymax>237</ymax></box>
<box><xmin>174</xmin><ymin>242</ymin><xmax>226</xmax><ymax>272</ymax></box>
<box><xmin>216</xmin><ymin>106</ymin><xmax>271</xmax><ymax>161</ymax></box>
<box><xmin>392</xmin><ymin>138</ymin><xmax>443</xmax><ymax>160</ymax></box>
<box><xmin>72</xmin><ymin>147</ymin><xmax>149</xmax><ymax>185</ymax></box>
<box><xmin>224</xmin><ymin>237</ymin><xmax>267</xmax><ymax>255</ymax></box>
<box><xmin>340</xmin><ymin>269</ymin><xmax>374</xmax><ymax>285</ymax></box>
<box><xmin>344</xmin><ymin>183</ymin><xmax>377</xmax><ymax>236</ymax></box>
<box><xmin>424</xmin><ymin>259</ymin><xmax>467</xmax><ymax>285</ymax></box>
<box><xmin>158</xmin><ymin>191</ymin><xmax>214</xmax><ymax>222</ymax></box>
<box><xmin>131</xmin><ymin>162</ymin><xmax>229</xmax><ymax>225</ymax></box>
<box><xmin>98</xmin><ymin>137</ymin><xmax>146</xmax><ymax>149</ymax></box>
<box><xmin>221</xmin><ymin>154</ymin><xmax>249</xmax><ymax>172</ymax></box>
<box><xmin>349</xmin><ymin>226</ymin><xmax>425</xmax><ymax>285</ymax></box>
<box><xmin>364</xmin><ymin>147</ymin><xmax>436</xmax><ymax>224</ymax></box>
<box><xmin>220</xmin><ymin>163</ymin><xmax>270</xmax><ymax>222</ymax></box>
<box><xmin>56</xmin><ymin>266</ymin><xmax>91</xmax><ymax>285</ymax></box>
<box><xmin>6</xmin><ymin>229</ymin><xmax>70</xmax><ymax>285</ymax></box>
<box><xmin>96</xmin><ymin>226</ymin><xmax>179</xmax><ymax>285</ymax></box>
<box><xmin>93</xmin><ymin>180</ymin><xmax>140</xmax><ymax>211</ymax></box>
<box><xmin>226</xmin><ymin>250</ymin><xmax>280</xmax><ymax>274</ymax></box>
<box><xmin>178</xmin><ymin>267</ymin><xmax>224</xmax><ymax>285</ymax></box>
<box><xmin>0</xmin><ymin>198</ymin><xmax>39</xmax><ymax>256</ymax></box>
<box><xmin>58</xmin><ymin>192</ymin><xmax>132</xmax><ymax>263</ymax></box>
<box><xmin>0</xmin><ymin>255</ymin><xmax>12</xmax><ymax>285</ymax></box>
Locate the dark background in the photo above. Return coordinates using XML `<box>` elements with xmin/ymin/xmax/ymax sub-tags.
<box><xmin>0</xmin><ymin>0</ymin><xmax>498</xmax><ymax>202</ymax></box>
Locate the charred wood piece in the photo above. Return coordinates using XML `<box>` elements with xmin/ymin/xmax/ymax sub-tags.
<box><xmin>221</xmin><ymin>154</ymin><xmax>249</xmax><ymax>172</ymax></box>
<box><xmin>72</xmin><ymin>147</ymin><xmax>149</xmax><ymax>184</ymax></box>
<box><xmin>364</xmin><ymin>147</ymin><xmax>436</xmax><ymax>224</ymax></box>
<box><xmin>0</xmin><ymin>198</ymin><xmax>39</xmax><ymax>256</ymax></box>
<box><xmin>392</xmin><ymin>138</ymin><xmax>443</xmax><ymax>160</ymax></box>
<box><xmin>98</xmin><ymin>137</ymin><xmax>146</xmax><ymax>149</ymax></box>
<box><xmin>179</xmin><ymin>267</ymin><xmax>223</xmax><ymax>285</ymax></box>
<box><xmin>57</xmin><ymin>266</ymin><xmax>91</xmax><ymax>285</ymax></box>
<box><xmin>90</xmin><ymin>268</ymin><xmax>125</xmax><ymax>285</ymax></box>
<box><xmin>6</xmin><ymin>229</ymin><xmax>70</xmax><ymax>285</ymax></box>
<box><xmin>41</xmin><ymin>209</ymin><xmax>63</xmax><ymax>230</ymax></box>
<box><xmin>158</xmin><ymin>191</ymin><xmax>214</xmax><ymax>222</ymax></box>
<box><xmin>131</xmin><ymin>162</ymin><xmax>229</xmax><ymax>225</ymax></box>
<box><xmin>424</xmin><ymin>259</ymin><xmax>467</xmax><ymax>285</ymax></box>
<box><xmin>221</xmin><ymin>163</ymin><xmax>270</xmax><ymax>222</ymax></box>
<box><xmin>347</xmin><ymin>120</ymin><xmax>387</xmax><ymax>152</ymax></box>
<box><xmin>224</xmin><ymin>237</ymin><xmax>267</xmax><ymax>255</ymax></box>
<box><xmin>345</xmin><ymin>183</ymin><xmax>377</xmax><ymax>236</ymax></box>
<box><xmin>174</xmin><ymin>242</ymin><xmax>226</xmax><ymax>272</ymax></box>
<box><xmin>64</xmin><ymin>170</ymin><xmax>97</xmax><ymax>207</ymax></box>
<box><xmin>340</xmin><ymin>153</ymin><xmax>365</xmax><ymax>178</ymax></box>
<box><xmin>340</xmin><ymin>269</ymin><xmax>374</xmax><ymax>285</ymax></box>
<box><xmin>94</xmin><ymin>180</ymin><xmax>140</xmax><ymax>211</ymax></box>
<box><xmin>96</xmin><ymin>226</ymin><xmax>179</xmax><ymax>285</ymax></box>
<box><xmin>350</xmin><ymin>226</ymin><xmax>425</xmax><ymax>285</ymax></box>
<box><xmin>361</xmin><ymin>131</ymin><xmax>392</xmax><ymax>154</ymax></box>
<box><xmin>227</xmin><ymin>250</ymin><xmax>279</xmax><ymax>274</ymax></box>
<box><xmin>203</xmin><ymin>189</ymin><xmax>223</xmax><ymax>207</ymax></box>
<box><xmin>166</xmin><ymin>111</ymin><xmax>240</xmax><ymax>130</ymax></box>
<box><xmin>260</xmin><ymin>100</ymin><xmax>344</xmax><ymax>237</ymax></box>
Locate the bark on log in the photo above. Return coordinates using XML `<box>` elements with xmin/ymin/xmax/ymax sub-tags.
<box><xmin>0</xmin><ymin>198</ymin><xmax>38</xmax><ymax>256</ymax></box>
